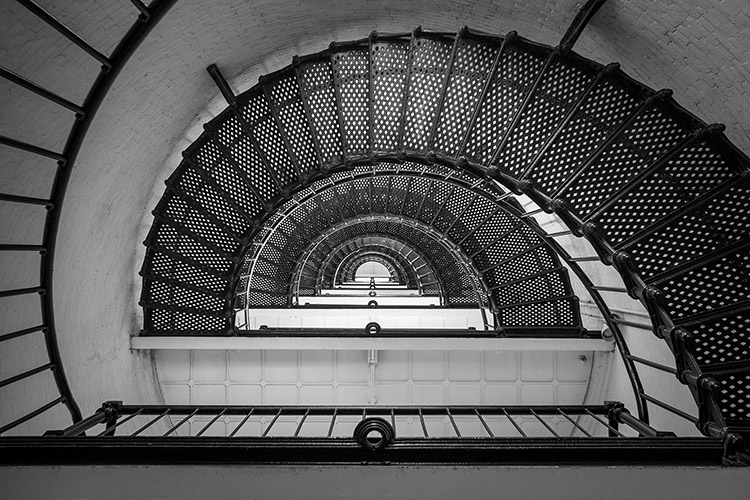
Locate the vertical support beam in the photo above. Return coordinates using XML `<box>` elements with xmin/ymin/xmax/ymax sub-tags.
<box><xmin>207</xmin><ymin>64</ymin><xmax>237</xmax><ymax>106</ymax></box>
<box><xmin>559</xmin><ymin>0</ymin><xmax>610</xmax><ymax>51</ymax></box>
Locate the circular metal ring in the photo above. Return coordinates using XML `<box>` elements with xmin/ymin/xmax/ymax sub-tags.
<box><xmin>353</xmin><ymin>417</ymin><xmax>395</xmax><ymax>450</ymax></box>
<box><xmin>367</xmin><ymin>300</ymin><xmax>378</xmax><ymax>308</ymax></box>
<box><xmin>365</xmin><ymin>321</ymin><xmax>381</xmax><ymax>334</ymax></box>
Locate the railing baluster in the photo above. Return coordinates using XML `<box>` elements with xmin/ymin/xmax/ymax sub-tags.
<box><xmin>163</xmin><ymin>408</ymin><xmax>198</xmax><ymax>437</ymax></box>
<box><xmin>96</xmin><ymin>409</ymin><xmax>143</xmax><ymax>436</ymax></box>
<box><xmin>585</xmin><ymin>409</ymin><xmax>625</xmax><ymax>437</ymax></box>
<box><xmin>558</xmin><ymin>409</ymin><xmax>592</xmax><ymax>438</ymax></box>
<box><xmin>0</xmin><ymin>66</ymin><xmax>84</xmax><ymax>116</ymax></box>
<box><xmin>641</xmin><ymin>393</ymin><xmax>699</xmax><ymax>424</ymax></box>
<box><xmin>502</xmin><ymin>408</ymin><xmax>526</xmax><ymax>437</ymax></box>
<box><xmin>294</xmin><ymin>409</ymin><xmax>310</xmax><ymax>437</ymax></box>
<box><xmin>475</xmin><ymin>409</ymin><xmax>494</xmax><ymax>438</ymax></box>
<box><xmin>446</xmin><ymin>408</ymin><xmax>461</xmax><ymax>437</ymax></box>
<box><xmin>0</xmin><ymin>244</ymin><xmax>46</xmax><ymax>253</ymax></box>
<box><xmin>0</xmin><ymin>193</ymin><xmax>53</xmax><ymax>208</ymax></box>
<box><xmin>628</xmin><ymin>355</ymin><xmax>677</xmax><ymax>375</ymax></box>
<box><xmin>530</xmin><ymin>408</ymin><xmax>560</xmax><ymax>437</ymax></box>
<box><xmin>0</xmin><ymin>363</ymin><xmax>54</xmax><ymax>389</ymax></box>
<box><xmin>0</xmin><ymin>134</ymin><xmax>66</xmax><ymax>162</ymax></box>
<box><xmin>128</xmin><ymin>0</ymin><xmax>151</xmax><ymax>19</ymax></box>
<box><xmin>418</xmin><ymin>409</ymin><xmax>429</xmax><ymax>437</ymax></box>
<box><xmin>0</xmin><ymin>325</ymin><xmax>46</xmax><ymax>343</ymax></box>
<box><xmin>327</xmin><ymin>409</ymin><xmax>338</xmax><ymax>437</ymax></box>
<box><xmin>262</xmin><ymin>409</ymin><xmax>282</xmax><ymax>437</ymax></box>
<box><xmin>130</xmin><ymin>409</ymin><xmax>170</xmax><ymax>437</ymax></box>
<box><xmin>229</xmin><ymin>408</ymin><xmax>254</xmax><ymax>437</ymax></box>
<box><xmin>0</xmin><ymin>397</ymin><xmax>64</xmax><ymax>435</ymax></box>
<box><xmin>0</xmin><ymin>286</ymin><xmax>45</xmax><ymax>299</ymax></box>
<box><xmin>195</xmin><ymin>409</ymin><xmax>226</xmax><ymax>437</ymax></box>
<box><xmin>16</xmin><ymin>0</ymin><xmax>111</xmax><ymax>70</ymax></box>
<box><xmin>611</xmin><ymin>318</ymin><xmax>653</xmax><ymax>331</ymax></box>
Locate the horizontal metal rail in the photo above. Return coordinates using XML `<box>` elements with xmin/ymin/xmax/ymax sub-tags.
<box><xmin>0</xmin><ymin>65</ymin><xmax>84</xmax><ymax>115</ymax></box>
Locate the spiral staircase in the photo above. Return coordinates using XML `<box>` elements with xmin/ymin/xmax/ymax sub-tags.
<box><xmin>136</xmin><ymin>24</ymin><xmax>750</xmax><ymax>446</ymax></box>
<box><xmin>1</xmin><ymin>0</ymin><xmax>749</xmax><ymax>471</ymax></box>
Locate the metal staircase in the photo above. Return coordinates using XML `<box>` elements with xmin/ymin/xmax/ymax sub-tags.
<box><xmin>0</xmin><ymin>0</ymin><xmax>748</xmax><ymax>466</ymax></box>
<box><xmin>139</xmin><ymin>26</ymin><xmax>750</xmax><ymax>447</ymax></box>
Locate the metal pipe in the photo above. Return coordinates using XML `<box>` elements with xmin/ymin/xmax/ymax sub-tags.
<box><xmin>0</xmin><ymin>66</ymin><xmax>84</xmax><ymax>115</ymax></box>
<box><xmin>0</xmin><ymin>193</ymin><xmax>53</xmax><ymax>207</ymax></box>
<box><xmin>0</xmin><ymin>286</ymin><xmax>45</xmax><ymax>298</ymax></box>
<box><xmin>0</xmin><ymin>363</ymin><xmax>54</xmax><ymax>389</ymax></box>
<box><xmin>0</xmin><ymin>325</ymin><xmax>46</xmax><ymax>343</ymax></box>
<box><xmin>16</xmin><ymin>0</ymin><xmax>111</xmax><ymax>69</ymax></box>
<box><xmin>641</xmin><ymin>393</ymin><xmax>698</xmax><ymax>424</ymax></box>
<box><xmin>0</xmin><ymin>397</ymin><xmax>64</xmax><ymax>435</ymax></box>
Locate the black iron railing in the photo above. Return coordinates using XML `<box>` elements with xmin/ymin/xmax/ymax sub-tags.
<box><xmin>0</xmin><ymin>0</ymin><xmax>178</xmax><ymax>433</ymax></box>
<box><xmin>2</xmin><ymin>401</ymin><xmax>746</xmax><ymax>466</ymax></box>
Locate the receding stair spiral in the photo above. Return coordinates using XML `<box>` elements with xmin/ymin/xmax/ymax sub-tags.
<box><xmin>139</xmin><ymin>26</ymin><xmax>750</xmax><ymax>436</ymax></box>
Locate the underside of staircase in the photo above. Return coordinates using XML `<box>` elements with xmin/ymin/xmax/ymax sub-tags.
<box><xmin>138</xmin><ymin>25</ymin><xmax>750</xmax><ymax>442</ymax></box>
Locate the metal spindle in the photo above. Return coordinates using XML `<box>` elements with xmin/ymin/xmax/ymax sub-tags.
<box><xmin>229</xmin><ymin>408</ymin><xmax>254</xmax><ymax>437</ymax></box>
<box><xmin>585</xmin><ymin>409</ymin><xmax>625</xmax><ymax>437</ymax></box>
<box><xmin>294</xmin><ymin>409</ymin><xmax>310</xmax><ymax>437</ymax></box>
<box><xmin>96</xmin><ymin>409</ymin><xmax>143</xmax><ymax>436</ymax></box>
<box><xmin>0</xmin><ymin>397</ymin><xmax>64</xmax><ymax>435</ymax></box>
<box><xmin>195</xmin><ymin>409</ymin><xmax>226</xmax><ymax>437</ymax></box>
<box><xmin>641</xmin><ymin>393</ymin><xmax>699</xmax><ymax>424</ymax></box>
<box><xmin>0</xmin><ymin>363</ymin><xmax>54</xmax><ymax>389</ymax></box>
<box><xmin>130</xmin><ymin>409</ymin><xmax>170</xmax><ymax>437</ymax></box>
<box><xmin>163</xmin><ymin>408</ymin><xmax>198</xmax><ymax>437</ymax></box>
<box><xmin>16</xmin><ymin>0</ymin><xmax>112</xmax><ymax>69</ymax></box>
<box><xmin>418</xmin><ymin>409</ymin><xmax>429</xmax><ymax>437</ymax></box>
<box><xmin>628</xmin><ymin>355</ymin><xmax>677</xmax><ymax>375</ymax></box>
<box><xmin>530</xmin><ymin>408</ymin><xmax>560</xmax><ymax>437</ymax></box>
<box><xmin>475</xmin><ymin>409</ymin><xmax>494</xmax><ymax>438</ymax></box>
<box><xmin>0</xmin><ymin>325</ymin><xmax>46</xmax><ymax>343</ymax></box>
<box><xmin>261</xmin><ymin>409</ymin><xmax>282</xmax><ymax>437</ymax></box>
<box><xmin>558</xmin><ymin>409</ymin><xmax>593</xmax><ymax>438</ymax></box>
<box><xmin>446</xmin><ymin>408</ymin><xmax>461</xmax><ymax>437</ymax></box>
<box><xmin>0</xmin><ymin>66</ymin><xmax>84</xmax><ymax>115</ymax></box>
<box><xmin>503</xmin><ymin>408</ymin><xmax>526</xmax><ymax>437</ymax></box>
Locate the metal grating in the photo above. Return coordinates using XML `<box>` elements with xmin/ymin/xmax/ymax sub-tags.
<box><xmin>496</xmin><ymin>58</ymin><xmax>593</xmax><ymax>176</ymax></box>
<box><xmin>401</xmin><ymin>34</ymin><xmax>454</xmax><ymax>151</ymax></box>
<box><xmin>371</xmin><ymin>40</ymin><xmax>410</xmax><ymax>151</ymax></box>
<box><xmin>529</xmin><ymin>77</ymin><xmax>640</xmax><ymax>194</ymax></box>
<box><xmin>267</xmin><ymin>75</ymin><xmax>321</xmax><ymax>175</ymax></box>
<box><xmin>687</xmin><ymin>312</ymin><xmax>750</xmax><ymax>367</ymax></box>
<box><xmin>462</xmin><ymin>45</ymin><xmax>545</xmax><ymax>164</ymax></box>
<box><xmin>433</xmin><ymin>35</ymin><xmax>500</xmax><ymax>156</ymax></box>
<box><xmin>562</xmin><ymin>104</ymin><xmax>691</xmax><ymax>218</ymax></box>
<box><xmin>136</xmin><ymin>29</ymin><xmax>750</xmax><ymax>441</ymax></box>
<box><xmin>297</xmin><ymin>60</ymin><xmax>344</xmax><ymax>164</ymax></box>
<box><xmin>332</xmin><ymin>47</ymin><xmax>370</xmax><ymax>155</ymax></box>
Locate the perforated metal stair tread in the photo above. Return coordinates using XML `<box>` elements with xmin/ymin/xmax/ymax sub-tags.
<box><xmin>139</xmin><ymin>27</ymin><xmax>750</xmax><ymax>430</ymax></box>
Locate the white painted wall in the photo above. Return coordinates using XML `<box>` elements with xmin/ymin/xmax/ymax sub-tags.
<box><xmin>153</xmin><ymin>348</ymin><xmax>594</xmax><ymax>438</ymax></box>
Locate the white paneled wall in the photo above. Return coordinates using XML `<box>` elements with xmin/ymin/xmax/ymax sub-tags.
<box><xmin>238</xmin><ymin>308</ymin><xmax>486</xmax><ymax>330</ymax></box>
<box><xmin>154</xmin><ymin>349</ymin><xmax>594</xmax><ymax>437</ymax></box>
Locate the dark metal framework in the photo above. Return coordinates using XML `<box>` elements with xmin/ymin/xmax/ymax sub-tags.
<box><xmin>0</xmin><ymin>0</ymin><xmax>178</xmax><ymax>433</ymax></box>
<box><xmin>1</xmin><ymin>0</ymin><xmax>748</xmax><ymax>467</ymax></box>
<box><xmin>3</xmin><ymin>400</ymin><xmax>745</xmax><ymax>466</ymax></box>
<box><xmin>138</xmin><ymin>21</ymin><xmax>750</xmax><ymax>446</ymax></box>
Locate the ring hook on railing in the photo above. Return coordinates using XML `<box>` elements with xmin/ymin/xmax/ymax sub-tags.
<box><xmin>353</xmin><ymin>417</ymin><xmax>395</xmax><ymax>450</ymax></box>
<box><xmin>365</xmin><ymin>322</ymin><xmax>381</xmax><ymax>334</ymax></box>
